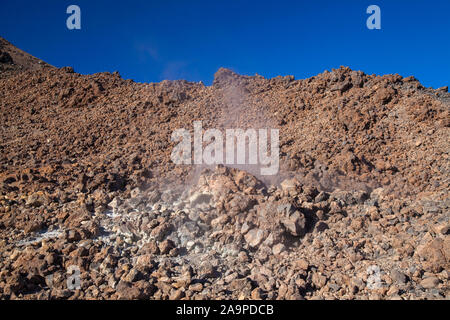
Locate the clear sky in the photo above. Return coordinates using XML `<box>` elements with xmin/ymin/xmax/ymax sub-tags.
<box><xmin>0</xmin><ymin>0</ymin><xmax>449</xmax><ymax>88</ymax></box>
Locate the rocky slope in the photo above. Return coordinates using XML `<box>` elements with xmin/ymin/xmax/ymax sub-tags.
<box><xmin>0</xmin><ymin>37</ymin><xmax>53</xmax><ymax>75</ymax></box>
<box><xmin>0</xmin><ymin>37</ymin><xmax>448</xmax><ymax>300</ymax></box>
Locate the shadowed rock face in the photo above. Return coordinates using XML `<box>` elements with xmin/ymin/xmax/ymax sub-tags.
<box><xmin>0</xmin><ymin>37</ymin><xmax>448</xmax><ymax>300</ymax></box>
<box><xmin>0</xmin><ymin>50</ymin><xmax>13</xmax><ymax>64</ymax></box>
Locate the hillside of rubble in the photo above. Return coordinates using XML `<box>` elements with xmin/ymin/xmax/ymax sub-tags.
<box><xmin>0</xmin><ymin>37</ymin><xmax>448</xmax><ymax>300</ymax></box>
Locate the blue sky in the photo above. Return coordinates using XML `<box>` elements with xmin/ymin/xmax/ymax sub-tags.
<box><xmin>0</xmin><ymin>0</ymin><xmax>449</xmax><ymax>88</ymax></box>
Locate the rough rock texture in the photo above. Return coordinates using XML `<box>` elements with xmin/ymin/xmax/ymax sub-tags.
<box><xmin>0</xmin><ymin>37</ymin><xmax>54</xmax><ymax>76</ymax></box>
<box><xmin>0</xmin><ymin>37</ymin><xmax>449</xmax><ymax>300</ymax></box>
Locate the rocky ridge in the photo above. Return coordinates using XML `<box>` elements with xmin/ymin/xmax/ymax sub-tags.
<box><xmin>0</xmin><ymin>37</ymin><xmax>448</xmax><ymax>300</ymax></box>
